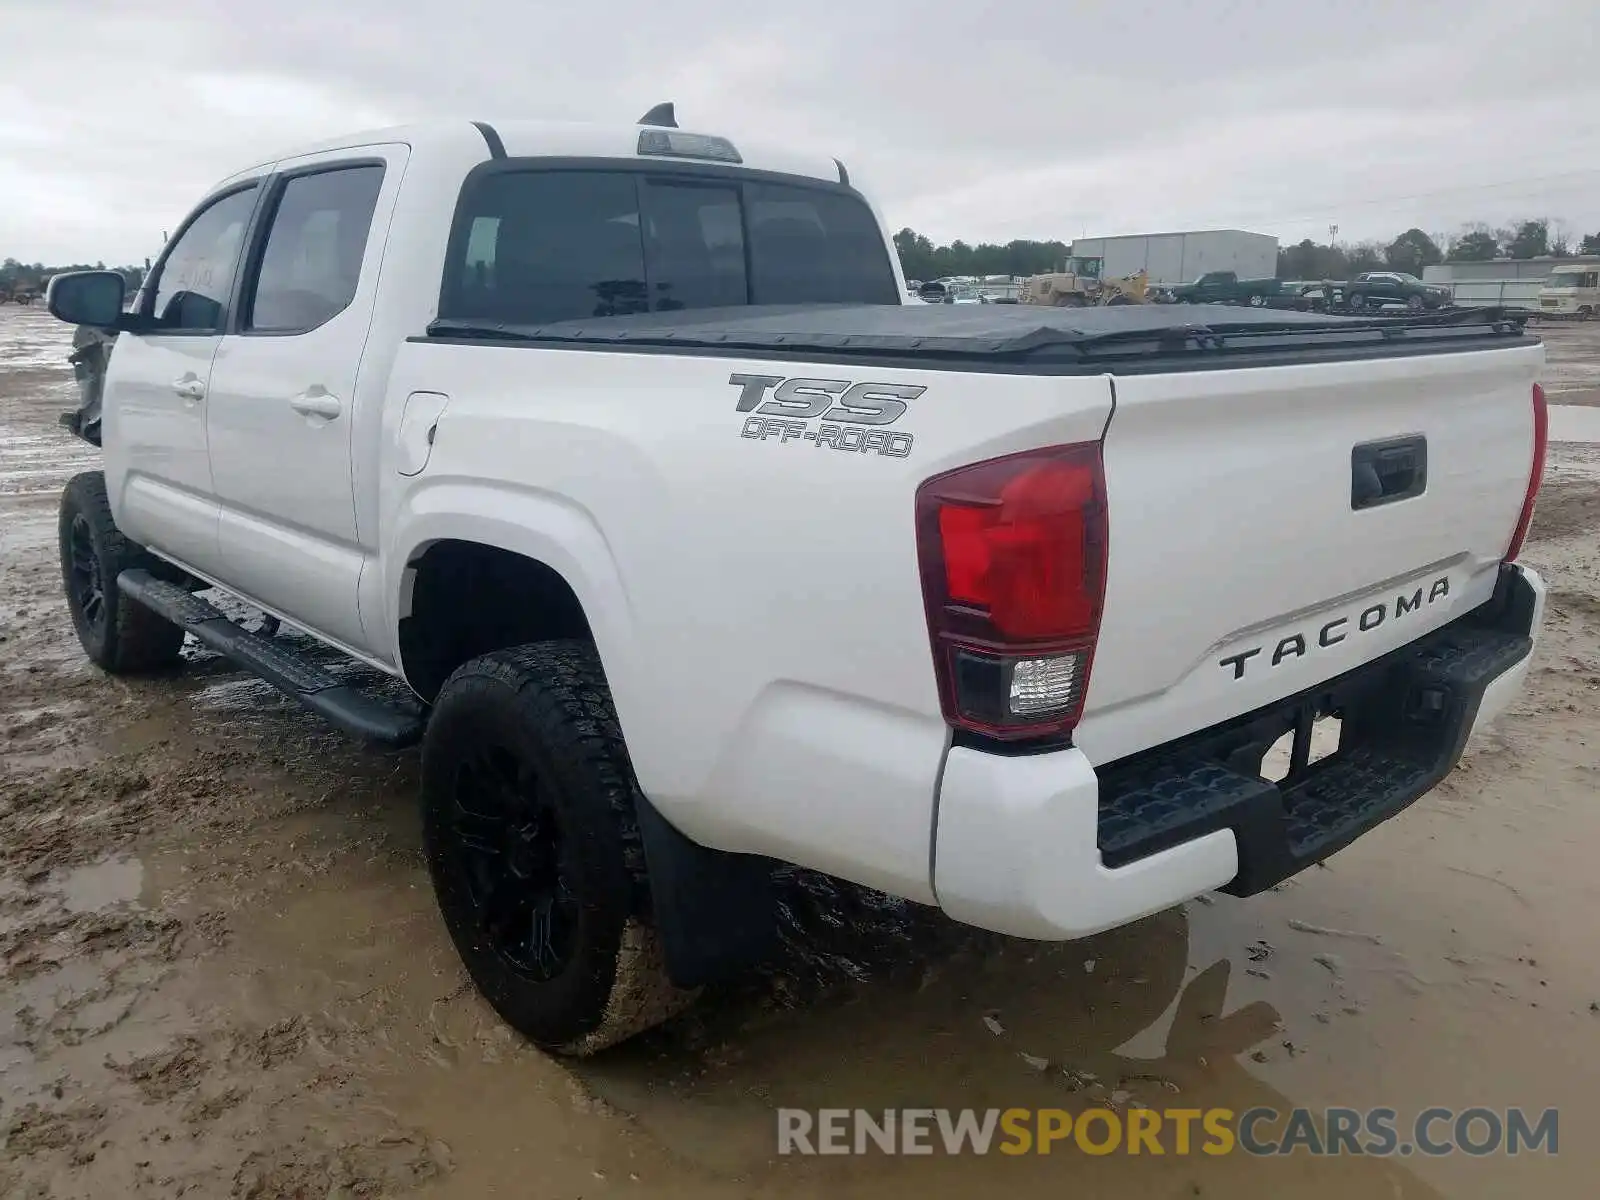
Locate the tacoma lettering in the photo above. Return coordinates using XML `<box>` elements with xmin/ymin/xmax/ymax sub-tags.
<box><xmin>1220</xmin><ymin>576</ymin><xmax>1451</xmax><ymax>680</ymax></box>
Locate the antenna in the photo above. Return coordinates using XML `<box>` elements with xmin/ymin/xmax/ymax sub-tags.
<box><xmin>637</xmin><ymin>102</ymin><xmax>678</xmax><ymax>128</ymax></box>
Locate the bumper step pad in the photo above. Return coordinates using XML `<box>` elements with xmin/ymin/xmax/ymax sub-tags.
<box><xmin>1096</xmin><ymin>571</ymin><xmax>1535</xmax><ymax>896</ymax></box>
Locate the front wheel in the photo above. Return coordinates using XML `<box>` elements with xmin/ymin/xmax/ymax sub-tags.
<box><xmin>421</xmin><ymin>640</ymin><xmax>690</xmax><ymax>1056</ymax></box>
<box><xmin>1347</xmin><ymin>293</ymin><xmax>1366</xmax><ymax>312</ymax></box>
<box><xmin>1406</xmin><ymin>294</ymin><xmax>1425</xmax><ymax>312</ymax></box>
<box><xmin>58</xmin><ymin>472</ymin><xmax>185</xmax><ymax>674</ymax></box>
<box><xmin>1248</xmin><ymin>293</ymin><xmax>1266</xmax><ymax>307</ymax></box>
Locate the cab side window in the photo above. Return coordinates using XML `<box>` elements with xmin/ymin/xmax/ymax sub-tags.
<box><xmin>148</xmin><ymin>185</ymin><xmax>260</xmax><ymax>333</ymax></box>
<box><xmin>245</xmin><ymin>165</ymin><xmax>385</xmax><ymax>333</ymax></box>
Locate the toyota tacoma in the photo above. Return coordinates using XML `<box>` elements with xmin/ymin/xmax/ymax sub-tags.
<box><xmin>45</xmin><ymin>107</ymin><xmax>1548</xmax><ymax>1056</ymax></box>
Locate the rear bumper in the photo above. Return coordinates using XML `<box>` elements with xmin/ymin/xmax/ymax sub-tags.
<box><xmin>931</xmin><ymin>563</ymin><xmax>1545</xmax><ymax>940</ymax></box>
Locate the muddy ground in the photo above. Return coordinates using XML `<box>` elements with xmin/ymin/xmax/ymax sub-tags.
<box><xmin>2</xmin><ymin>304</ymin><xmax>1598</xmax><ymax>1198</ymax></box>
<box><xmin>1532</xmin><ymin>318</ymin><xmax>1600</xmax><ymax>404</ymax></box>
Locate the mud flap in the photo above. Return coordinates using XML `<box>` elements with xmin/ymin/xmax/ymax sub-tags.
<box><xmin>633</xmin><ymin>797</ymin><xmax>778</xmax><ymax>989</ymax></box>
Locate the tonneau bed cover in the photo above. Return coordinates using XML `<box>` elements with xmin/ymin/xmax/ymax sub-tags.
<box><xmin>425</xmin><ymin>303</ymin><xmax>1534</xmax><ymax>373</ymax></box>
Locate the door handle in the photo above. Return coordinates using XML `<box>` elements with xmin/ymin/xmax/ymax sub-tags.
<box><xmin>1351</xmin><ymin>436</ymin><xmax>1427</xmax><ymax>510</ymax></box>
<box><xmin>172</xmin><ymin>377</ymin><xmax>205</xmax><ymax>402</ymax></box>
<box><xmin>289</xmin><ymin>389</ymin><xmax>342</xmax><ymax>420</ymax></box>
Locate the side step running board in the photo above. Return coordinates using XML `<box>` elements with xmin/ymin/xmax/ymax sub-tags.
<box><xmin>118</xmin><ymin>569</ymin><xmax>424</xmax><ymax>749</ymax></box>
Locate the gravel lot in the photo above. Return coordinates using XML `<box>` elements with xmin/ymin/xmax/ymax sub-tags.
<box><xmin>1529</xmin><ymin>318</ymin><xmax>1600</xmax><ymax>402</ymax></box>
<box><xmin>2</xmin><ymin>305</ymin><xmax>1597</xmax><ymax>1198</ymax></box>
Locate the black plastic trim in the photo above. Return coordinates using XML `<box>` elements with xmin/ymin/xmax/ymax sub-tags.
<box><xmin>637</xmin><ymin>102</ymin><xmax>678</xmax><ymax>129</ymax></box>
<box><xmin>1093</xmin><ymin>565</ymin><xmax>1537</xmax><ymax>893</ymax></box>
<box><xmin>409</xmin><ymin>326</ymin><xmax>1538</xmax><ymax>377</ymax></box>
<box><xmin>1351</xmin><ymin>434</ymin><xmax>1427</xmax><ymax>510</ymax></box>
<box><xmin>634</xmin><ymin>796</ymin><xmax>777</xmax><ymax>988</ymax></box>
<box><xmin>471</xmin><ymin>120</ymin><xmax>506</xmax><ymax>159</ymax></box>
<box><xmin>117</xmin><ymin>569</ymin><xmax>424</xmax><ymax>748</ymax></box>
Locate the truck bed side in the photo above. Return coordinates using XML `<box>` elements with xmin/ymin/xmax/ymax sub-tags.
<box><xmin>379</xmin><ymin>339</ymin><xmax>1115</xmax><ymax>900</ymax></box>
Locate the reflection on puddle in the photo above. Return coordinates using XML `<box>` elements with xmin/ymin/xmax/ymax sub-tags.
<box><xmin>575</xmin><ymin>904</ymin><xmax>1276</xmax><ymax>1176</ymax></box>
<box><xmin>53</xmin><ymin>855</ymin><xmax>145</xmax><ymax>913</ymax></box>
<box><xmin>192</xmin><ymin>676</ymin><xmax>281</xmax><ymax>712</ymax></box>
<box><xmin>0</xmin><ymin>856</ymin><xmax>145</xmax><ymax>940</ymax></box>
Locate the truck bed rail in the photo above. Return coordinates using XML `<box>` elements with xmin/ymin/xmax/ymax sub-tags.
<box><xmin>422</xmin><ymin>305</ymin><xmax>1533</xmax><ymax>375</ymax></box>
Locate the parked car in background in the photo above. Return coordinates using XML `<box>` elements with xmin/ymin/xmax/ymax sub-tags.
<box><xmin>1538</xmin><ymin>265</ymin><xmax>1598</xmax><ymax>320</ymax></box>
<box><xmin>917</xmin><ymin>280</ymin><xmax>990</xmax><ymax>304</ymax></box>
<box><xmin>1163</xmin><ymin>270</ymin><xmax>1282</xmax><ymax>306</ymax></box>
<box><xmin>1344</xmin><ymin>272</ymin><xmax>1451</xmax><ymax>312</ymax></box>
<box><xmin>1245</xmin><ymin>280</ymin><xmax>1323</xmax><ymax>311</ymax></box>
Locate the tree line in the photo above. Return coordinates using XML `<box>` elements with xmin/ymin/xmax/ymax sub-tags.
<box><xmin>895</xmin><ymin>220</ymin><xmax>1600</xmax><ymax>283</ymax></box>
<box><xmin>10</xmin><ymin>216</ymin><xmax>1600</xmax><ymax>296</ymax></box>
<box><xmin>1</xmin><ymin>258</ymin><xmax>146</xmax><ymax>297</ymax></box>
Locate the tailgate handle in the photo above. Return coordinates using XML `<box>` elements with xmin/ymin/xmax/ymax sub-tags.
<box><xmin>1351</xmin><ymin>436</ymin><xmax>1427</xmax><ymax>510</ymax></box>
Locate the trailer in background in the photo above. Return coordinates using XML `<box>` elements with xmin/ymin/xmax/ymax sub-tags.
<box><xmin>1070</xmin><ymin>229</ymin><xmax>1279</xmax><ymax>288</ymax></box>
<box><xmin>1424</xmin><ymin>256</ymin><xmax>1600</xmax><ymax>313</ymax></box>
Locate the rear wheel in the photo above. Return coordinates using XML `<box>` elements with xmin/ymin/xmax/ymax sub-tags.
<box><xmin>1248</xmin><ymin>293</ymin><xmax>1266</xmax><ymax>307</ymax></box>
<box><xmin>420</xmin><ymin>640</ymin><xmax>689</xmax><ymax>1055</ymax></box>
<box><xmin>58</xmin><ymin>472</ymin><xmax>185</xmax><ymax>674</ymax></box>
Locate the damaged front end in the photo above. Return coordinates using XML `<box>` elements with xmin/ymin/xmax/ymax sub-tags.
<box><xmin>60</xmin><ymin>325</ymin><xmax>116</xmax><ymax>447</ymax></box>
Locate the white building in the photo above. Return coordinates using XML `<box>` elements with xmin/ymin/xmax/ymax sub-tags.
<box><xmin>1423</xmin><ymin>256</ymin><xmax>1600</xmax><ymax>311</ymax></box>
<box><xmin>1069</xmin><ymin>229</ymin><xmax>1279</xmax><ymax>286</ymax></box>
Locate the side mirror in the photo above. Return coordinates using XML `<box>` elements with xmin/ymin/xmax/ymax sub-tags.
<box><xmin>46</xmin><ymin>270</ymin><xmax>127</xmax><ymax>329</ymax></box>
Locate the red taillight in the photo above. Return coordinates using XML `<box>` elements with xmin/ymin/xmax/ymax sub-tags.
<box><xmin>1505</xmin><ymin>382</ymin><xmax>1548</xmax><ymax>562</ymax></box>
<box><xmin>916</xmin><ymin>444</ymin><xmax>1108</xmax><ymax>742</ymax></box>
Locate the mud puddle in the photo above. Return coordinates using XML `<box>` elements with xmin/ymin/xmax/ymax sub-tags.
<box><xmin>4</xmin><ymin>303</ymin><xmax>1599</xmax><ymax>1197</ymax></box>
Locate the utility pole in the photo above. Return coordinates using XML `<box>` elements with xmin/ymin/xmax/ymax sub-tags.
<box><xmin>1328</xmin><ymin>223</ymin><xmax>1338</xmax><ymax>248</ymax></box>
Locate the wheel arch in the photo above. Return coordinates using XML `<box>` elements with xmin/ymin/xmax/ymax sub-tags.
<box><xmin>388</xmin><ymin>482</ymin><xmax>639</xmax><ymax>705</ymax></box>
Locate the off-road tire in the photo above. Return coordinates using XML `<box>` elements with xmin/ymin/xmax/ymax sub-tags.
<box><xmin>420</xmin><ymin>640</ymin><xmax>691</xmax><ymax>1055</ymax></box>
<box><xmin>58</xmin><ymin>471</ymin><xmax>185</xmax><ymax>674</ymax></box>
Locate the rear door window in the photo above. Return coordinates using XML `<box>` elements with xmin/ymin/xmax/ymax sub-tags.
<box><xmin>440</xmin><ymin>168</ymin><xmax>898</xmax><ymax>325</ymax></box>
<box><xmin>245</xmin><ymin>164</ymin><xmax>385</xmax><ymax>333</ymax></box>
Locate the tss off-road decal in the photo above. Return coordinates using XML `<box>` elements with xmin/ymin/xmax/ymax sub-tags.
<box><xmin>729</xmin><ymin>374</ymin><xmax>923</xmax><ymax>458</ymax></box>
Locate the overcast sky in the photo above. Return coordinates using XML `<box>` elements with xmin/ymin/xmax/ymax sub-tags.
<box><xmin>3</xmin><ymin>0</ymin><xmax>1596</xmax><ymax>264</ymax></box>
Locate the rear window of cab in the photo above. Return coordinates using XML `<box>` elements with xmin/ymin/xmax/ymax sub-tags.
<box><xmin>439</xmin><ymin>165</ymin><xmax>901</xmax><ymax>325</ymax></box>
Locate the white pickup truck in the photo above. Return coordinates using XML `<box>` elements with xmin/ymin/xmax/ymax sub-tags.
<box><xmin>46</xmin><ymin>107</ymin><xmax>1548</xmax><ymax>1055</ymax></box>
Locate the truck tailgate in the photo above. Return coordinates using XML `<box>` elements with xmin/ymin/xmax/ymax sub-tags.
<box><xmin>1075</xmin><ymin>344</ymin><xmax>1542</xmax><ymax>767</ymax></box>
